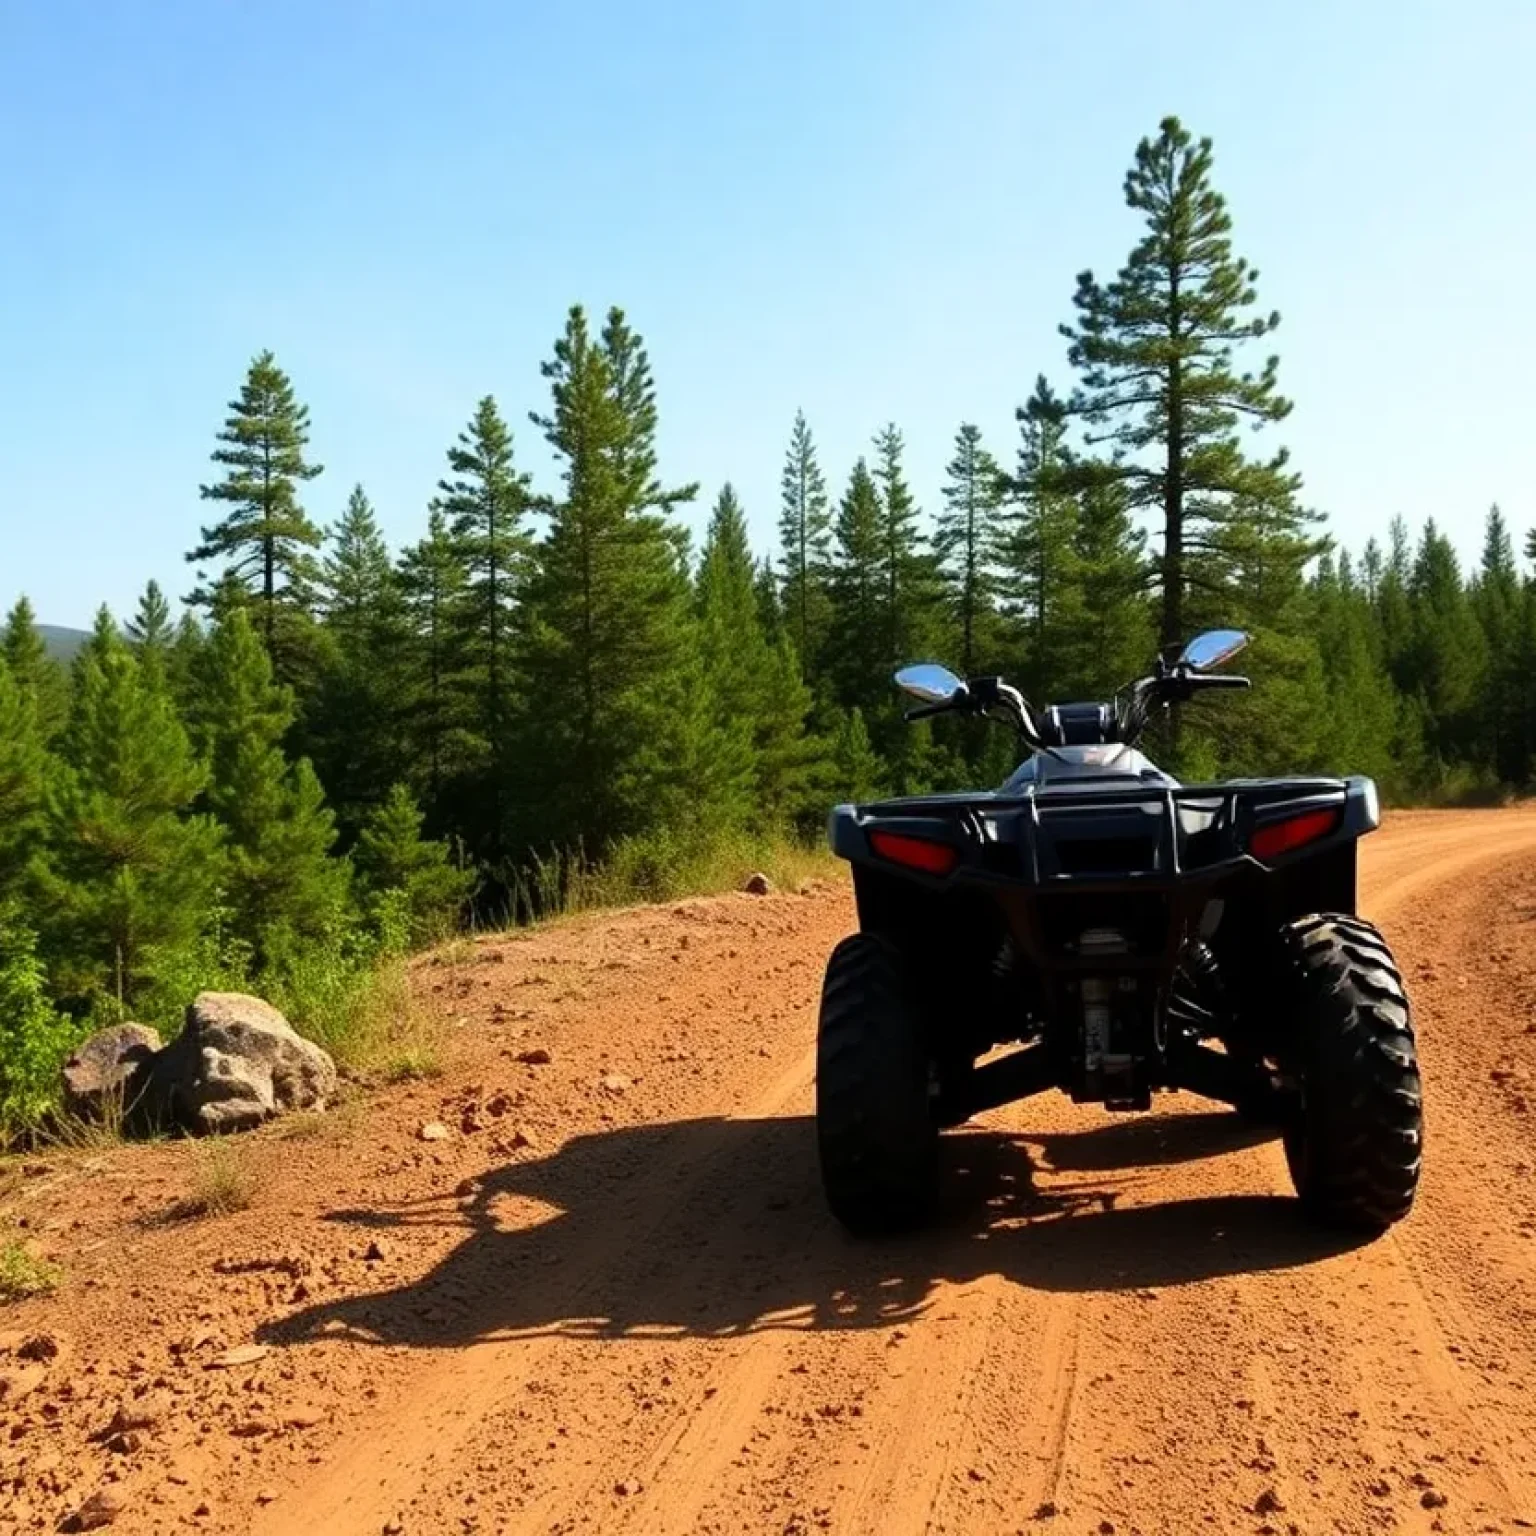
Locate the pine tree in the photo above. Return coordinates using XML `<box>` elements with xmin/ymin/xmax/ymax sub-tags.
<box><xmin>319</xmin><ymin>485</ymin><xmax>395</xmax><ymax>632</ymax></box>
<box><xmin>36</xmin><ymin>612</ymin><xmax>223</xmax><ymax>1012</ymax></box>
<box><xmin>0</xmin><ymin>659</ymin><xmax>47</xmax><ymax>909</ymax></box>
<box><xmin>1404</xmin><ymin>521</ymin><xmax>1488</xmax><ymax>775</ymax></box>
<box><xmin>2</xmin><ymin>596</ymin><xmax>68</xmax><ymax>740</ymax></box>
<box><xmin>871</xmin><ymin>423</ymin><xmax>941</xmax><ymax>678</ymax></box>
<box><xmin>696</xmin><ymin>483</ymin><xmax>815</xmax><ymax>827</ymax></box>
<box><xmin>825</xmin><ymin>458</ymin><xmax>887</xmax><ymax>718</ymax></box>
<box><xmin>398</xmin><ymin>508</ymin><xmax>471</xmax><ymax>814</ymax></box>
<box><xmin>1000</xmin><ymin>378</ymin><xmax>1085</xmax><ymax>703</ymax></box>
<box><xmin>697</xmin><ymin>483</ymin><xmax>766</xmax><ymax>718</ymax></box>
<box><xmin>1311</xmin><ymin>552</ymin><xmax>1400</xmax><ymax>789</ymax></box>
<box><xmin>1060</xmin><ymin>118</ymin><xmax>1309</xmax><ymax>660</ymax></box>
<box><xmin>433</xmin><ymin>398</ymin><xmax>532</xmax><ymax>855</ymax></box>
<box><xmin>831</xmin><ymin>706</ymin><xmax>885</xmax><ymax>802</ymax></box>
<box><xmin>187</xmin><ymin>607</ymin><xmax>348</xmax><ymax>966</ymax></box>
<box><xmin>307</xmin><ymin>486</ymin><xmax>415</xmax><ymax>835</ymax></box>
<box><xmin>187</xmin><ymin>350</ymin><xmax>324</xmax><ymax>685</ymax></box>
<box><xmin>353</xmin><ymin>783</ymin><xmax>474</xmax><ymax>943</ymax></box>
<box><xmin>126</xmin><ymin>580</ymin><xmax>174</xmax><ymax>651</ymax></box>
<box><xmin>1471</xmin><ymin>505</ymin><xmax>1523</xmax><ymax>781</ymax></box>
<box><xmin>1063</xmin><ymin>479</ymin><xmax>1152</xmax><ymax>698</ymax></box>
<box><xmin>521</xmin><ymin>304</ymin><xmax>710</xmax><ymax>851</ymax></box>
<box><xmin>777</xmin><ymin>410</ymin><xmax>833</xmax><ymax>674</ymax></box>
<box><xmin>936</xmin><ymin>423</ymin><xmax>1005</xmax><ymax>677</ymax></box>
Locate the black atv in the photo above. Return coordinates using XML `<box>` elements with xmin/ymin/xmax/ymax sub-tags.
<box><xmin>816</xmin><ymin>629</ymin><xmax>1422</xmax><ymax>1237</ymax></box>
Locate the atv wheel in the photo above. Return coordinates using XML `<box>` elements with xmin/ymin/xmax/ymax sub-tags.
<box><xmin>816</xmin><ymin>933</ymin><xmax>939</xmax><ymax>1235</ymax></box>
<box><xmin>1278</xmin><ymin>914</ymin><xmax>1422</xmax><ymax>1232</ymax></box>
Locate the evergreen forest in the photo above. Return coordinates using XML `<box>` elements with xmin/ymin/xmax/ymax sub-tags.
<box><xmin>2</xmin><ymin>117</ymin><xmax>1527</xmax><ymax>1132</ymax></box>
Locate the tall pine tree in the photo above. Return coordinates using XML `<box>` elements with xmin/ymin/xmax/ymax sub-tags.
<box><xmin>187</xmin><ymin>350</ymin><xmax>324</xmax><ymax>685</ymax></box>
<box><xmin>935</xmin><ymin>423</ymin><xmax>1005</xmax><ymax>677</ymax></box>
<box><xmin>777</xmin><ymin>410</ymin><xmax>833</xmax><ymax>677</ymax></box>
<box><xmin>520</xmin><ymin>304</ymin><xmax>713</xmax><ymax>851</ymax></box>
<box><xmin>1060</xmin><ymin>118</ymin><xmax>1307</xmax><ymax>660</ymax></box>
<box><xmin>433</xmin><ymin>397</ymin><xmax>532</xmax><ymax>857</ymax></box>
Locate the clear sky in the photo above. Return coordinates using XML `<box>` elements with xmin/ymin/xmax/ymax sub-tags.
<box><xmin>2</xmin><ymin>0</ymin><xmax>1532</xmax><ymax>628</ymax></box>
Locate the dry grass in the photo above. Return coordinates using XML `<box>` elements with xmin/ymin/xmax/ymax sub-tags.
<box><xmin>179</xmin><ymin>1138</ymin><xmax>258</xmax><ymax>1218</ymax></box>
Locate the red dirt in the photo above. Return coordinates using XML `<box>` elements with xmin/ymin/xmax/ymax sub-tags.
<box><xmin>6</xmin><ymin>811</ymin><xmax>1536</xmax><ymax>1535</ymax></box>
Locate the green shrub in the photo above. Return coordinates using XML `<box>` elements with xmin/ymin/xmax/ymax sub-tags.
<box><xmin>0</xmin><ymin>913</ymin><xmax>84</xmax><ymax>1142</ymax></box>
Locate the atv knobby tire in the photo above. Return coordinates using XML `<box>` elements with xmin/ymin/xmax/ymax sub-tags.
<box><xmin>816</xmin><ymin>933</ymin><xmax>939</xmax><ymax>1234</ymax></box>
<box><xmin>1279</xmin><ymin>913</ymin><xmax>1422</xmax><ymax>1232</ymax></box>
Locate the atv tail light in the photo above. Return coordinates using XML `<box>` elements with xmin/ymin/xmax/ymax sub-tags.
<box><xmin>1250</xmin><ymin>806</ymin><xmax>1342</xmax><ymax>861</ymax></box>
<box><xmin>868</xmin><ymin>829</ymin><xmax>958</xmax><ymax>877</ymax></box>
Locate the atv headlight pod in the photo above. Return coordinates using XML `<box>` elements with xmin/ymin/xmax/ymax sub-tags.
<box><xmin>1250</xmin><ymin>805</ymin><xmax>1343</xmax><ymax>862</ymax></box>
<box><xmin>867</xmin><ymin>828</ymin><xmax>959</xmax><ymax>877</ymax></box>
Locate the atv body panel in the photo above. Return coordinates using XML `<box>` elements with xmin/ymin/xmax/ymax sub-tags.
<box><xmin>827</xmin><ymin>769</ymin><xmax>1380</xmax><ymax>1118</ymax></box>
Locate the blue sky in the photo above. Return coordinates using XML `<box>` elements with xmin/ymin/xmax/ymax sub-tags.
<box><xmin>2</xmin><ymin>0</ymin><xmax>1532</xmax><ymax>628</ymax></box>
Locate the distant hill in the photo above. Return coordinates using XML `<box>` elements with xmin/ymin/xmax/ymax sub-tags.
<box><xmin>39</xmin><ymin>624</ymin><xmax>92</xmax><ymax>662</ymax></box>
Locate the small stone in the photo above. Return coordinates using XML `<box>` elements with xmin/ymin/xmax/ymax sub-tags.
<box><xmin>209</xmin><ymin>1343</ymin><xmax>270</xmax><ymax>1369</ymax></box>
<box><xmin>106</xmin><ymin>1430</ymin><xmax>144</xmax><ymax>1455</ymax></box>
<box><xmin>615</xmin><ymin>1478</ymin><xmax>643</xmax><ymax>1497</ymax></box>
<box><xmin>1254</xmin><ymin>1490</ymin><xmax>1285</xmax><ymax>1515</ymax></box>
<box><xmin>743</xmin><ymin>872</ymin><xmax>772</xmax><ymax>896</ymax></box>
<box><xmin>383</xmin><ymin>1521</ymin><xmax>404</xmax><ymax>1535</ymax></box>
<box><xmin>109</xmin><ymin>1390</ymin><xmax>171</xmax><ymax>1434</ymax></box>
<box><xmin>418</xmin><ymin>1121</ymin><xmax>450</xmax><ymax>1142</ymax></box>
<box><xmin>1033</xmin><ymin>1508</ymin><xmax>1057</xmax><ymax>1524</ymax></box>
<box><xmin>256</xmin><ymin>1489</ymin><xmax>279</xmax><ymax>1505</ymax></box>
<box><xmin>1421</xmin><ymin>1490</ymin><xmax>1448</xmax><ymax>1510</ymax></box>
<box><xmin>364</xmin><ymin>1240</ymin><xmax>389</xmax><ymax>1263</ymax></box>
<box><xmin>600</xmin><ymin>1073</ymin><xmax>632</xmax><ymax>1095</ymax></box>
<box><xmin>281</xmin><ymin>1403</ymin><xmax>326</xmax><ymax>1429</ymax></box>
<box><xmin>0</xmin><ymin>1364</ymin><xmax>47</xmax><ymax>1403</ymax></box>
<box><xmin>17</xmin><ymin>1333</ymin><xmax>62</xmax><ymax>1362</ymax></box>
<box><xmin>516</xmin><ymin>1046</ymin><xmax>552</xmax><ymax>1066</ymax></box>
<box><xmin>68</xmin><ymin>1485</ymin><xmax>130</xmax><ymax>1529</ymax></box>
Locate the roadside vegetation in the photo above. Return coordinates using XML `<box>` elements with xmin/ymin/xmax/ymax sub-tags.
<box><xmin>2</xmin><ymin>114</ymin><xmax>1530</xmax><ymax>1144</ymax></box>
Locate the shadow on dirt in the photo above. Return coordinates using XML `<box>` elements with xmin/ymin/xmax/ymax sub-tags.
<box><xmin>260</xmin><ymin>1109</ymin><xmax>1366</xmax><ymax>1352</ymax></box>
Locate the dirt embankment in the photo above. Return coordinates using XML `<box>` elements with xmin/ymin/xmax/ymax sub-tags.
<box><xmin>6</xmin><ymin>810</ymin><xmax>1536</xmax><ymax>1536</ymax></box>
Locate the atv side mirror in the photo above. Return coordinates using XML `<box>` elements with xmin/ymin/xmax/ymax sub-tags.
<box><xmin>894</xmin><ymin>663</ymin><xmax>964</xmax><ymax>705</ymax></box>
<box><xmin>1179</xmin><ymin>629</ymin><xmax>1249</xmax><ymax>671</ymax></box>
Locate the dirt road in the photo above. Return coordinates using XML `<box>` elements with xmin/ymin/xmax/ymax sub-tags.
<box><xmin>8</xmin><ymin>810</ymin><xmax>1536</xmax><ymax>1536</ymax></box>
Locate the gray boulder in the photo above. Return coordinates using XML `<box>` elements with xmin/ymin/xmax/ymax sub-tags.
<box><xmin>61</xmin><ymin>1024</ymin><xmax>163</xmax><ymax>1125</ymax></box>
<box><xmin>154</xmin><ymin>992</ymin><xmax>337</xmax><ymax>1134</ymax></box>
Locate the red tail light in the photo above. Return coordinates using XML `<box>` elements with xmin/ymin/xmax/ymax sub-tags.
<box><xmin>1250</xmin><ymin>807</ymin><xmax>1341</xmax><ymax>861</ymax></box>
<box><xmin>868</xmin><ymin>829</ymin><xmax>958</xmax><ymax>876</ymax></box>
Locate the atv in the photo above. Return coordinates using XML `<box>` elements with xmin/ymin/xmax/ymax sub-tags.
<box><xmin>816</xmin><ymin>629</ymin><xmax>1422</xmax><ymax>1237</ymax></box>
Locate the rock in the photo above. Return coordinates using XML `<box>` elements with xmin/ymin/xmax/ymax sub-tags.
<box><xmin>17</xmin><ymin>1333</ymin><xmax>62</xmax><ymax>1362</ymax></box>
<box><xmin>743</xmin><ymin>871</ymin><xmax>772</xmax><ymax>896</ymax></box>
<box><xmin>0</xmin><ymin>1364</ymin><xmax>46</xmax><ymax>1403</ymax></box>
<box><xmin>615</xmin><ymin>1479</ymin><xmax>643</xmax><ymax>1497</ymax></box>
<box><xmin>108</xmin><ymin>1390</ymin><xmax>171</xmax><ymax>1434</ymax></box>
<box><xmin>1421</xmin><ymin>1490</ymin><xmax>1448</xmax><ymax>1510</ymax></box>
<box><xmin>363</xmin><ymin>1240</ymin><xmax>389</xmax><ymax>1263</ymax></box>
<box><xmin>281</xmin><ymin>1403</ymin><xmax>326</xmax><ymax>1429</ymax></box>
<box><xmin>208</xmin><ymin>1343</ymin><xmax>270</xmax><ymax>1369</ymax></box>
<box><xmin>155</xmin><ymin>992</ymin><xmax>337</xmax><ymax>1134</ymax></box>
<box><xmin>1254</xmin><ymin>1489</ymin><xmax>1285</xmax><ymax>1515</ymax></box>
<box><xmin>516</xmin><ymin>1046</ymin><xmax>552</xmax><ymax>1066</ymax></box>
<box><xmin>67</xmin><ymin>1485</ymin><xmax>130</xmax><ymax>1530</ymax></box>
<box><xmin>600</xmin><ymin>1074</ymin><xmax>632</xmax><ymax>1095</ymax></box>
<box><xmin>417</xmin><ymin>1122</ymin><xmax>451</xmax><ymax>1142</ymax></box>
<box><xmin>62</xmin><ymin>1024</ymin><xmax>164</xmax><ymax>1125</ymax></box>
